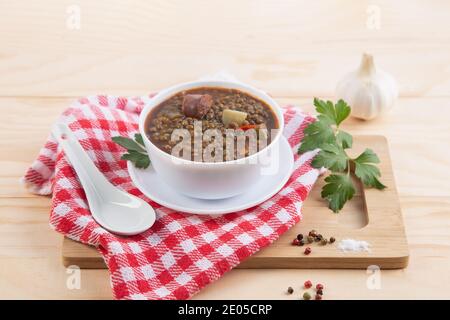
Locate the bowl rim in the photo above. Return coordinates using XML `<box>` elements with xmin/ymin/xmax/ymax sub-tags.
<box><xmin>138</xmin><ymin>80</ymin><xmax>285</xmax><ymax>166</ymax></box>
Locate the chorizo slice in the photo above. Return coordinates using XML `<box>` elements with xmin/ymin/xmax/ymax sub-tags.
<box><xmin>182</xmin><ymin>94</ymin><xmax>213</xmax><ymax>119</ymax></box>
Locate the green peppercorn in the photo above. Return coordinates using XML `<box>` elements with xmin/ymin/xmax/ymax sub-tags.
<box><xmin>296</xmin><ymin>234</ymin><xmax>304</xmax><ymax>241</ymax></box>
<box><xmin>320</xmin><ymin>238</ymin><xmax>328</xmax><ymax>245</ymax></box>
<box><xmin>307</xmin><ymin>236</ymin><xmax>314</xmax><ymax>244</ymax></box>
<box><xmin>303</xmin><ymin>292</ymin><xmax>312</xmax><ymax>300</ymax></box>
<box><xmin>329</xmin><ymin>237</ymin><xmax>336</xmax><ymax>244</ymax></box>
<box><xmin>287</xmin><ymin>286</ymin><xmax>294</xmax><ymax>294</ymax></box>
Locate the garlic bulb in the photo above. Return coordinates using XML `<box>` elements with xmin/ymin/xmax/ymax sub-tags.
<box><xmin>335</xmin><ymin>53</ymin><xmax>398</xmax><ymax>120</ymax></box>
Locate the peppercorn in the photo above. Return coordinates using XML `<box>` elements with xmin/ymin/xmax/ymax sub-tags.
<box><xmin>315</xmin><ymin>294</ymin><xmax>322</xmax><ymax>300</ymax></box>
<box><xmin>309</xmin><ymin>230</ymin><xmax>317</xmax><ymax>237</ymax></box>
<box><xmin>320</xmin><ymin>238</ymin><xmax>328</xmax><ymax>246</ymax></box>
<box><xmin>304</xmin><ymin>247</ymin><xmax>312</xmax><ymax>255</ymax></box>
<box><xmin>317</xmin><ymin>234</ymin><xmax>323</xmax><ymax>240</ymax></box>
<box><xmin>299</xmin><ymin>239</ymin><xmax>306</xmax><ymax>246</ymax></box>
<box><xmin>316</xmin><ymin>289</ymin><xmax>323</xmax><ymax>295</ymax></box>
<box><xmin>316</xmin><ymin>283</ymin><xmax>324</xmax><ymax>290</ymax></box>
<box><xmin>292</xmin><ymin>238</ymin><xmax>300</xmax><ymax>246</ymax></box>
<box><xmin>287</xmin><ymin>286</ymin><xmax>294</xmax><ymax>294</ymax></box>
<box><xmin>304</xmin><ymin>280</ymin><xmax>312</xmax><ymax>289</ymax></box>
<box><xmin>303</xmin><ymin>292</ymin><xmax>312</xmax><ymax>300</ymax></box>
<box><xmin>307</xmin><ymin>236</ymin><xmax>314</xmax><ymax>244</ymax></box>
<box><xmin>296</xmin><ymin>234</ymin><xmax>304</xmax><ymax>241</ymax></box>
<box><xmin>329</xmin><ymin>237</ymin><xmax>336</xmax><ymax>244</ymax></box>
<box><xmin>314</xmin><ymin>236</ymin><xmax>321</xmax><ymax>242</ymax></box>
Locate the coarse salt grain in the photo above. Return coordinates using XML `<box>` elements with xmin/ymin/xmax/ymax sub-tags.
<box><xmin>337</xmin><ymin>239</ymin><xmax>371</xmax><ymax>252</ymax></box>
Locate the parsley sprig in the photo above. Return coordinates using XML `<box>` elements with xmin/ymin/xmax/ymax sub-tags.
<box><xmin>298</xmin><ymin>98</ymin><xmax>386</xmax><ymax>213</ymax></box>
<box><xmin>112</xmin><ymin>133</ymin><xmax>150</xmax><ymax>169</ymax></box>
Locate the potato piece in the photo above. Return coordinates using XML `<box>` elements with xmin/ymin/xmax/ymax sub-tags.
<box><xmin>258</xmin><ymin>123</ymin><xmax>268</xmax><ymax>140</ymax></box>
<box><xmin>222</xmin><ymin>109</ymin><xmax>248</xmax><ymax>127</ymax></box>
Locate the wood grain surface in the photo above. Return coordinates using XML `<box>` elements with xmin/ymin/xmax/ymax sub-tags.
<box><xmin>0</xmin><ymin>0</ymin><xmax>449</xmax><ymax>299</ymax></box>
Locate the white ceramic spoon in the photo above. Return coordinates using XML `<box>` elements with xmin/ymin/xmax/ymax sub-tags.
<box><xmin>52</xmin><ymin>123</ymin><xmax>156</xmax><ymax>236</ymax></box>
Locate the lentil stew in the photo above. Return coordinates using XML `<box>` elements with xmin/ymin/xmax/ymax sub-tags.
<box><xmin>144</xmin><ymin>87</ymin><xmax>279</xmax><ymax>162</ymax></box>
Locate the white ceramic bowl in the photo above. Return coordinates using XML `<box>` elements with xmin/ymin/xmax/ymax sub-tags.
<box><xmin>138</xmin><ymin>80</ymin><xmax>284</xmax><ymax>199</ymax></box>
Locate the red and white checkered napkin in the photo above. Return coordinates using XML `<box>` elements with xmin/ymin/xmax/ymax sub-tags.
<box><xmin>23</xmin><ymin>95</ymin><xmax>320</xmax><ymax>300</ymax></box>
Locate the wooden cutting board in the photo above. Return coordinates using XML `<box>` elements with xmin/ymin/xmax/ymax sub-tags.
<box><xmin>62</xmin><ymin>135</ymin><xmax>409</xmax><ymax>269</ymax></box>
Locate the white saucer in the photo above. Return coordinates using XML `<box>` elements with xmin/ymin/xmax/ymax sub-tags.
<box><xmin>127</xmin><ymin>137</ymin><xmax>294</xmax><ymax>215</ymax></box>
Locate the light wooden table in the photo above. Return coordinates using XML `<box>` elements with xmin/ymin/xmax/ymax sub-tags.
<box><xmin>0</xmin><ymin>0</ymin><xmax>449</xmax><ymax>299</ymax></box>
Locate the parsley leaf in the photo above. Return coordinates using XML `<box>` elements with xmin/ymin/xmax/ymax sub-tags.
<box><xmin>314</xmin><ymin>98</ymin><xmax>337</xmax><ymax>124</ymax></box>
<box><xmin>312</xmin><ymin>143</ymin><xmax>348</xmax><ymax>172</ymax></box>
<box><xmin>353</xmin><ymin>149</ymin><xmax>386</xmax><ymax>189</ymax></box>
<box><xmin>112</xmin><ymin>135</ymin><xmax>146</xmax><ymax>153</ymax></box>
<box><xmin>298</xmin><ymin>99</ymin><xmax>352</xmax><ymax>154</ymax></box>
<box><xmin>336</xmin><ymin>130</ymin><xmax>353</xmax><ymax>149</ymax></box>
<box><xmin>121</xmin><ymin>150</ymin><xmax>150</xmax><ymax>169</ymax></box>
<box><xmin>313</xmin><ymin>98</ymin><xmax>351</xmax><ymax>126</ymax></box>
<box><xmin>134</xmin><ymin>133</ymin><xmax>145</xmax><ymax>146</ymax></box>
<box><xmin>334</xmin><ymin>99</ymin><xmax>351</xmax><ymax>126</ymax></box>
<box><xmin>298</xmin><ymin>118</ymin><xmax>335</xmax><ymax>153</ymax></box>
<box><xmin>321</xmin><ymin>174</ymin><xmax>356</xmax><ymax>213</ymax></box>
<box><xmin>354</xmin><ymin>148</ymin><xmax>380</xmax><ymax>164</ymax></box>
<box><xmin>113</xmin><ymin>134</ymin><xmax>151</xmax><ymax>169</ymax></box>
